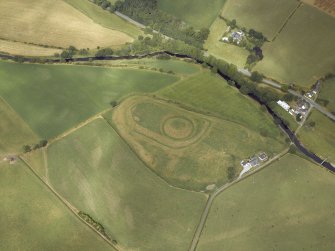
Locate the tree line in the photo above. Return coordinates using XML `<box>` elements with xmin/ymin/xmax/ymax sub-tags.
<box><xmin>91</xmin><ymin>0</ymin><xmax>210</xmax><ymax>48</ymax></box>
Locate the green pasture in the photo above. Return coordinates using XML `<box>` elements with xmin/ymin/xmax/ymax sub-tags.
<box><xmin>255</xmin><ymin>4</ymin><xmax>335</xmax><ymax>87</ymax></box>
<box><xmin>93</xmin><ymin>58</ymin><xmax>200</xmax><ymax>75</ymax></box>
<box><xmin>111</xmin><ymin>96</ymin><xmax>286</xmax><ymax>191</ymax></box>
<box><xmin>298</xmin><ymin>110</ymin><xmax>335</xmax><ymax>164</ymax></box>
<box><xmin>222</xmin><ymin>0</ymin><xmax>300</xmax><ymax>39</ymax></box>
<box><xmin>157</xmin><ymin>0</ymin><xmax>226</xmax><ymax>29</ymax></box>
<box><xmin>63</xmin><ymin>0</ymin><xmax>142</xmax><ymax>38</ymax></box>
<box><xmin>0</xmin><ymin>61</ymin><xmax>178</xmax><ymax>139</ymax></box>
<box><xmin>159</xmin><ymin>71</ymin><xmax>285</xmax><ymax>141</ymax></box>
<box><xmin>205</xmin><ymin>18</ymin><xmax>249</xmax><ymax>68</ymax></box>
<box><xmin>0</xmin><ymin>98</ymin><xmax>38</xmax><ymax>156</ymax></box>
<box><xmin>0</xmin><ymin>161</ymin><xmax>114</xmax><ymax>251</ymax></box>
<box><xmin>198</xmin><ymin>154</ymin><xmax>335</xmax><ymax>251</ymax></box>
<box><xmin>317</xmin><ymin>78</ymin><xmax>335</xmax><ymax>113</ymax></box>
<box><xmin>43</xmin><ymin>119</ymin><xmax>206</xmax><ymax>251</ymax></box>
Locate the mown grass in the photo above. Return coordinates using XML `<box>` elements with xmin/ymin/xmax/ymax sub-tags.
<box><xmin>0</xmin><ymin>0</ymin><xmax>132</xmax><ymax>49</ymax></box>
<box><xmin>43</xmin><ymin>119</ymin><xmax>207</xmax><ymax>251</ymax></box>
<box><xmin>298</xmin><ymin>110</ymin><xmax>335</xmax><ymax>164</ymax></box>
<box><xmin>255</xmin><ymin>4</ymin><xmax>335</xmax><ymax>87</ymax></box>
<box><xmin>317</xmin><ymin>78</ymin><xmax>335</xmax><ymax>113</ymax></box>
<box><xmin>197</xmin><ymin>154</ymin><xmax>335</xmax><ymax>251</ymax></box>
<box><xmin>0</xmin><ymin>61</ymin><xmax>178</xmax><ymax>139</ymax></box>
<box><xmin>63</xmin><ymin>0</ymin><xmax>143</xmax><ymax>38</ymax></box>
<box><xmin>0</xmin><ymin>160</ymin><xmax>115</xmax><ymax>251</ymax></box>
<box><xmin>159</xmin><ymin>71</ymin><xmax>285</xmax><ymax>141</ymax></box>
<box><xmin>222</xmin><ymin>0</ymin><xmax>300</xmax><ymax>40</ymax></box>
<box><xmin>0</xmin><ymin>97</ymin><xmax>38</xmax><ymax>157</ymax></box>
<box><xmin>205</xmin><ymin>18</ymin><xmax>249</xmax><ymax>68</ymax></box>
<box><xmin>157</xmin><ymin>0</ymin><xmax>227</xmax><ymax>29</ymax></box>
<box><xmin>111</xmin><ymin>96</ymin><xmax>287</xmax><ymax>191</ymax></box>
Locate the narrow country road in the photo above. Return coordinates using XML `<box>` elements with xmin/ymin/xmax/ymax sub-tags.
<box><xmin>188</xmin><ymin>149</ymin><xmax>289</xmax><ymax>251</ymax></box>
<box><xmin>238</xmin><ymin>68</ymin><xmax>335</xmax><ymax>122</ymax></box>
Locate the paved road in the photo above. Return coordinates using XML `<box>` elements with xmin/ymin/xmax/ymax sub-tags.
<box><xmin>238</xmin><ymin>68</ymin><xmax>335</xmax><ymax>122</ymax></box>
<box><xmin>114</xmin><ymin>11</ymin><xmax>172</xmax><ymax>40</ymax></box>
<box><xmin>188</xmin><ymin>149</ymin><xmax>289</xmax><ymax>251</ymax></box>
<box><xmin>114</xmin><ymin>11</ymin><xmax>146</xmax><ymax>29</ymax></box>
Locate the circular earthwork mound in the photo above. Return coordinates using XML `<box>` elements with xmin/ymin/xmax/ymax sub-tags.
<box><xmin>162</xmin><ymin>117</ymin><xmax>195</xmax><ymax>140</ymax></box>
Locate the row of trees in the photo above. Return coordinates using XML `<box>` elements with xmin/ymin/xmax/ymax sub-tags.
<box><xmin>93</xmin><ymin>0</ymin><xmax>210</xmax><ymax>48</ymax></box>
<box><xmin>23</xmin><ymin>139</ymin><xmax>48</xmax><ymax>153</ymax></box>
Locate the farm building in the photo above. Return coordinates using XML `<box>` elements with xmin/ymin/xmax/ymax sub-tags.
<box><xmin>277</xmin><ymin>100</ymin><xmax>290</xmax><ymax>111</ymax></box>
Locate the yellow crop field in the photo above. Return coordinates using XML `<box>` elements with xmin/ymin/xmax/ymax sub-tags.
<box><xmin>0</xmin><ymin>39</ymin><xmax>62</xmax><ymax>56</ymax></box>
<box><xmin>0</xmin><ymin>0</ymin><xmax>133</xmax><ymax>50</ymax></box>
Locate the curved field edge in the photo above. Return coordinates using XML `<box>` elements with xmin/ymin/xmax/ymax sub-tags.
<box><xmin>0</xmin><ymin>160</ymin><xmax>115</xmax><ymax>251</ymax></box>
<box><xmin>0</xmin><ymin>61</ymin><xmax>179</xmax><ymax>139</ymax></box>
<box><xmin>63</xmin><ymin>0</ymin><xmax>143</xmax><ymax>39</ymax></box>
<box><xmin>0</xmin><ymin>0</ymin><xmax>133</xmax><ymax>49</ymax></box>
<box><xmin>158</xmin><ymin>71</ymin><xmax>286</xmax><ymax>142</ymax></box>
<box><xmin>29</xmin><ymin>118</ymin><xmax>207</xmax><ymax>251</ymax></box>
<box><xmin>109</xmin><ymin>95</ymin><xmax>287</xmax><ymax>191</ymax></box>
<box><xmin>197</xmin><ymin>154</ymin><xmax>335</xmax><ymax>251</ymax></box>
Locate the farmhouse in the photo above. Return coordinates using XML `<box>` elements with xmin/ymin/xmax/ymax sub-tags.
<box><xmin>277</xmin><ymin>100</ymin><xmax>290</xmax><ymax>111</ymax></box>
<box><xmin>231</xmin><ymin>31</ymin><xmax>244</xmax><ymax>44</ymax></box>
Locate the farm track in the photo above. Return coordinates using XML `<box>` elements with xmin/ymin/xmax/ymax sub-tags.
<box><xmin>19</xmin><ymin>157</ymin><xmax>119</xmax><ymax>251</ymax></box>
<box><xmin>188</xmin><ymin>148</ymin><xmax>290</xmax><ymax>251</ymax></box>
<box><xmin>271</xmin><ymin>2</ymin><xmax>302</xmax><ymax>41</ymax></box>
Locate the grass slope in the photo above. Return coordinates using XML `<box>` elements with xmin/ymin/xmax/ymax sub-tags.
<box><xmin>63</xmin><ymin>0</ymin><xmax>143</xmax><ymax>39</ymax></box>
<box><xmin>0</xmin><ymin>61</ymin><xmax>178</xmax><ymax>139</ymax></box>
<box><xmin>0</xmin><ymin>98</ymin><xmax>38</xmax><ymax>157</ymax></box>
<box><xmin>298</xmin><ymin>110</ymin><xmax>335</xmax><ymax>164</ymax></box>
<box><xmin>198</xmin><ymin>154</ymin><xmax>335</xmax><ymax>251</ymax></box>
<box><xmin>205</xmin><ymin>18</ymin><xmax>249</xmax><ymax>68</ymax></box>
<box><xmin>0</xmin><ymin>0</ymin><xmax>132</xmax><ymax>49</ymax></box>
<box><xmin>222</xmin><ymin>0</ymin><xmax>300</xmax><ymax>40</ymax></box>
<box><xmin>159</xmin><ymin>71</ymin><xmax>284</xmax><ymax>140</ymax></box>
<box><xmin>111</xmin><ymin>96</ymin><xmax>286</xmax><ymax>191</ymax></box>
<box><xmin>0</xmin><ymin>160</ymin><xmax>114</xmax><ymax>251</ymax></box>
<box><xmin>157</xmin><ymin>0</ymin><xmax>226</xmax><ymax>29</ymax></box>
<box><xmin>317</xmin><ymin>78</ymin><xmax>335</xmax><ymax>113</ymax></box>
<box><xmin>44</xmin><ymin>119</ymin><xmax>207</xmax><ymax>251</ymax></box>
<box><xmin>255</xmin><ymin>4</ymin><xmax>335</xmax><ymax>87</ymax></box>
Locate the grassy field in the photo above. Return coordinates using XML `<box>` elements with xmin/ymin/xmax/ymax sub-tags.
<box><xmin>157</xmin><ymin>0</ymin><xmax>226</xmax><ymax>29</ymax></box>
<box><xmin>221</xmin><ymin>0</ymin><xmax>300</xmax><ymax>39</ymax></box>
<box><xmin>317</xmin><ymin>78</ymin><xmax>335</xmax><ymax>113</ymax></box>
<box><xmin>88</xmin><ymin>58</ymin><xmax>201</xmax><ymax>76</ymax></box>
<box><xmin>205</xmin><ymin>18</ymin><xmax>249</xmax><ymax>68</ymax></box>
<box><xmin>63</xmin><ymin>0</ymin><xmax>143</xmax><ymax>38</ymax></box>
<box><xmin>159</xmin><ymin>71</ymin><xmax>285</xmax><ymax>140</ymax></box>
<box><xmin>255</xmin><ymin>4</ymin><xmax>335</xmax><ymax>87</ymax></box>
<box><xmin>0</xmin><ymin>0</ymin><xmax>132</xmax><ymax>50</ymax></box>
<box><xmin>0</xmin><ymin>61</ymin><xmax>178</xmax><ymax>139</ymax></box>
<box><xmin>197</xmin><ymin>154</ymin><xmax>335</xmax><ymax>251</ymax></box>
<box><xmin>302</xmin><ymin>0</ymin><xmax>335</xmax><ymax>17</ymax></box>
<box><xmin>0</xmin><ymin>160</ymin><xmax>115</xmax><ymax>251</ymax></box>
<box><xmin>0</xmin><ymin>39</ymin><xmax>62</xmax><ymax>56</ymax></box>
<box><xmin>298</xmin><ymin>110</ymin><xmax>335</xmax><ymax>164</ymax></box>
<box><xmin>110</xmin><ymin>96</ymin><xmax>286</xmax><ymax>191</ymax></box>
<box><xmin>41</xmin><ymin>119</ymin><xmax>207</xmax><ymax>251</ymax></box>
<box><xmin>0</xmin><ymin>98</ymin><xmax>38</xmax><ymax>157</ymax></box>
